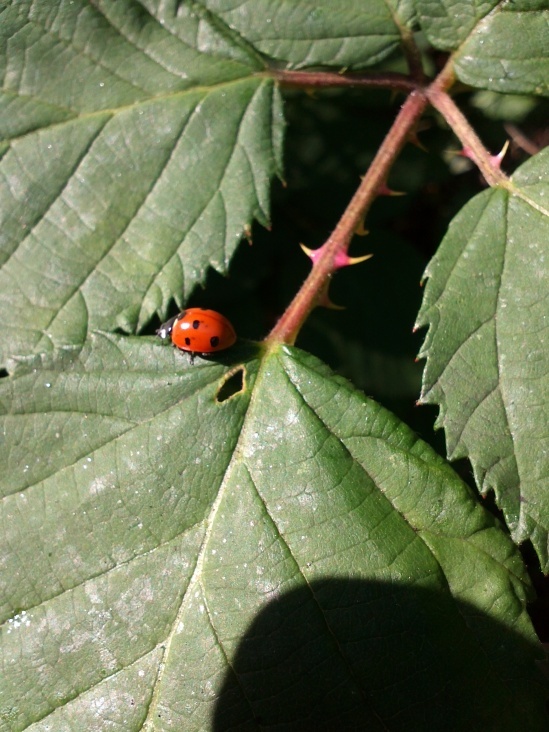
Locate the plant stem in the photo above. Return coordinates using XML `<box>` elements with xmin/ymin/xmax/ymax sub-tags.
<box><xmin>400</xmin><ymin>29</ymin><xmax>426</xmax><ymax>83</ymax></box>
<box><xmin>426</xmin><ymin>84</ymin><xmax>509</xmax><ymax>187</ymax></box>
<box><xmin>266</xmin><ymin>90</ymin><xmax>429</xmax><ymax>346</ymax></box>
<box><xmin>266</xmin><ymin>57</ymin><xmax>507</xmax><ymax>347</ymax></box>
<box><xmin>271</xmin><ymin>68</ymin><xmax>418</xmax><ymax>93</ymax></box>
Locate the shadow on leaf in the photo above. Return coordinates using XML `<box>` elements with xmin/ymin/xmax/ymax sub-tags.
<box><xmin>213</xmin><ymin>578</ymin><xmax>547</xmax><ymax>731</ymax></box>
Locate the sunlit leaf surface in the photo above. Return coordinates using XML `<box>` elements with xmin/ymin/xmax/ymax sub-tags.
<box><xmin>417</xmin><ymin>149</ymin><xmax>549</xmax><ymax>570</ymax></box>
<box><xmin>1</xmin><ymin>337</ymin><xmax>545</xmax><ymax>729</ymax></box>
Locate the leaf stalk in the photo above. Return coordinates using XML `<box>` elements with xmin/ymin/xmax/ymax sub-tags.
<box><xmin>426</xmin><ymin>85</ymin><xmax>509</xmax><ymax>187</ymax></box>
<box><xmin>265</xmin><ymin>60</ymin><xmax>508</xmax><ymax>347</ymax></box>
<box><xmin>271</xmin><ymin>68</ymin><xmax>418</xmax><ymax>93</ymax></box>
<box><xmin>266</xmin><ymin>90</ymin><xmax>428</xmax><ymax>346</ymax></box>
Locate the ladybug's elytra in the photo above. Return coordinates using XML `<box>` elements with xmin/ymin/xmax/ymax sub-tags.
<box><xmin>157</xmin><ymin>308</ymin><xmax>236</xmax><ymax>361</ymax></box>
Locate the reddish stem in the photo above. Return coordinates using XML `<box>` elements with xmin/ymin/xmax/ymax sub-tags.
<box><xmin>265</xmin><ymin>58</ymin><xmax>504</xmax><ymax>347</ymax></box>
<box><xmin>271</xmin><ymin>68</ymin><xmax>418</xmax><ymax>93</ymax></box>
<box><xmin>426</xmin><ymin>84</ymin><xmax>509</xmax><ymax>187</ymax></box>
<box><xmin>267</xmin><ymin>90</ymin><xmax>429</xmax><ymax>346</ymax></box>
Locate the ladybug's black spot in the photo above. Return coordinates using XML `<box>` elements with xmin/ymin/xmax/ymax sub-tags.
<box><xmin>210</xmin><ymin>336</ymin><xmax>220</xmax><ymax>348</ymax></box>
<box><xmin>184</xmin><ymin>337</ymin><xmax>191</xmax><ymax>346</ymax></box>
<box><xmin>192</xmin><ymin>319</ymin><xmax>200</xmax><ymax>329</ymax></box>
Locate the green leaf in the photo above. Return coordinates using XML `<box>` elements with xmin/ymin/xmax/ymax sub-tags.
<box><xmin>0</xmin><ymin>0</ymin><xmax>423</xmax><ymax>369</ymax></box>
<box><xmin>1</xmin><ymin>337</ymin><xmax>546</xmax><ymax>729</ymax></box>
<box><xmin>416</xmin><ymin>148</ymin><xmax>549</xmax><ymax>571</ymax></box>
<box><xmin>416</xmin><ymin>0</ymin><xmax>499</xmax><ymax>50</ymax></box>
<box><xmin>0</xmin><ymin>0</ymin><xmax>261</xmax><ymax>129</ymax></box>
<box><xmin>0</xmin><ymin>0</ymin><xmax>282</xmax><ymax>365</ymax></box>
<box><xmin>454</xmin><ymin>1</ymin><xmax>549</xmax><ymax>96</ymax></box>
<box><xmin>200</xmin><ymin>0</ymin><xmax>416</xmax><ymax>69</ymax></box>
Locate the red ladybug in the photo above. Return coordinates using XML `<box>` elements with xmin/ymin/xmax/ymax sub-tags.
<box><xmin>157</xmin><ymin>308</ymin><xmax>236</xmax><ymax>362</ymax></box>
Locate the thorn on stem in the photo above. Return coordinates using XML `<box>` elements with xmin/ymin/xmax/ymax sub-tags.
<box><xmin>341</xmin><ymin>252</ymin><xmax>373</xmax><ymax>267</ymax></box>
<box><xmin>300</xmin><ymin>243</ymin><xmax>373</xmax><ymax>269</ymax></box>
<box><xmin>316</xmin><ymin>281</ymin><xmax>345</xmax><ymax>310</ymax></box>
<box><xmin>407</xmin><ymin>131</ymin><xmax>427</xmax><ymax>152</ymax></box>
<box><xmin>459</xmin><ymin>140</ymin><xmax>509</xmax><ymax>170</ymax></box>
<box><xmin>378</xmin><ymin>182</ymin><xmax>406</xmax><ymax>197</ymax></box>
<box><xmin>355</xmin><ymin>219</ymin><xmax>369</xmax><ymax>236</ymax></box>
<box><xmin>299</xmin><ymin>242</ymin><xmax>320</xmax><ymax>263</ymax></box>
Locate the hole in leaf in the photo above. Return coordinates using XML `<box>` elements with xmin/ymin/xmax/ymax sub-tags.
<box><xmin>217</xmin><ymin>366</ymin><xmax>245</xmax><ymax>402</ymax></box>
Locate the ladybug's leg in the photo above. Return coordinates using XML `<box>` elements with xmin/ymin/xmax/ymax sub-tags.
<box><xmin>156</xmin><ymin>314</ymin><xmax>180</xmax><ymax>340</ymax></box>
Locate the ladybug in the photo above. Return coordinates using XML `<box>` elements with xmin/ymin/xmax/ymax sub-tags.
<box><xmin>157</xmin><ymin>308</ymin><xmax>236</xmax><ymax>362</ymax></box>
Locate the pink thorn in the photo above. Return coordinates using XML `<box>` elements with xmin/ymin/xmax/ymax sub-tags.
<box><xmin>378</xmin><ymin>182</ymin><xmax>405</xmax><ymax>197</ymax></box>
<box><xmin>333</xmin><ymin>250</ymin><xmax>373</xmax><ymax>269</ymax></box>
<box><xmin>459</xmin><ymin>146</ymin><xmax>475</xmax><ymax>162</ymax></box>
<box><xmin>300</xmin><ymin>243</ymin><xmax>373</xmax><ymax>270</ymax></box>
<box><xmin>459</xmin><ymin>140</ymin><xmax>509</xmax><ymax>170</ymax></box>
<box><xmin>300</xmin><ymin>243</ymin><xmax>324</xmax><ymax>264</ymax></box>
<box><xmin>491</xmin><ymin>140</ymin><xmax>510</xmax><ymax>169</ymax></box>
